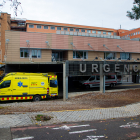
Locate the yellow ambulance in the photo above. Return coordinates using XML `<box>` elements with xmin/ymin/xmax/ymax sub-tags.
<box><xmin>0</xmin><ymin>72</ymin><xmax>58</xmax><ymax>101</ymax></box>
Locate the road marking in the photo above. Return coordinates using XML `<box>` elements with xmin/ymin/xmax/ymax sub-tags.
<box><xmin>13</xmin><ymin>136</ymin><xmax>34</xmax><ymax>140</ymax></box>
<box><xmin>69</xmin><ymin>129</ymin><xmax>97</xmax><ymax>134</ymax></box>
<box><xmin>83</xmin><ymin>135</ymin><xmax>105</xmax><ymax>140</ymax></box>
<box><xmin>120</xmin><ymin>122</ymin><xmax>140</xmax><ymax>128</ymax></box>
<box><xmin>53</xmin><ymin>124</ymin><xmax>90</xmax><ymax>130</ymax></box>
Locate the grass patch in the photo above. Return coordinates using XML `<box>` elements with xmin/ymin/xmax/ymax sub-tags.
<box><xmin>35</xmin><ymin>114</ymin><xmax>53</xmax><ymax>121</ymax></box>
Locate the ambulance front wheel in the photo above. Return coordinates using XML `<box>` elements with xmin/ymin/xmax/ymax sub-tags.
<box><xmin>33</xmin><ymin>95</ymin><xmax>41</xmax><ymax>101</ymax></box>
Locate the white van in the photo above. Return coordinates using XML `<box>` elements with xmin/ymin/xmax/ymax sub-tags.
<box><xmin>79</xmin><ymin>75</ymin><xmax>119</xmax><ymax>89</ymax></box>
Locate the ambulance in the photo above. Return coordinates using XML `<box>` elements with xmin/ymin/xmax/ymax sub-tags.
<box><xmin>0</xmin><ymin>72</ymin><xmax>58</xmax><ymax>102</ymax></box>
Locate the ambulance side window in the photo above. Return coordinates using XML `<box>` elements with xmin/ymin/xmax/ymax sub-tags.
<box><xmin>0</xmin><ymin>80</ymin><xmax>11</xmax><ymax>89</ymax></box>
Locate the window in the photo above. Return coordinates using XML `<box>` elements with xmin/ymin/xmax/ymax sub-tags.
<box><xmin>57</xmin><ymin>27</ymin><xmax>61</xmax><ymax>30</ymax></box>
<box><xmin>0</xmin><ymin>80</ymin><xmax>11</xmax><ymax>88</ymax></box>
<box><xmin>73</xmin><ymin>51</ymin><xmax>88</xmax><ymax>59</ymax></box>
<box><xmin>104</xmin><ymin>52</ymin><xmax>116</xmax><ymax>60</ymax></box>
<box><xmin>31</xmin><ymin>50</ymin><xmax>41</xmax><ymax>58</ymax></box>
<box><xmin>51</xmin><ymin>26</ymin><xmax>55</xmax><ymax>30</ymax></box>
<box><xmin>20</xmin><ymin>49</ymin><xmax>41</xmax><ymax>58</ymax></box>
<box><xmin>134</xmin><ymin>32</ymin><xmax>135</xmax><ymax>35</ymax></box>
<box><xmin>138</xmin><ymin>31</ymin><xmax>139</xmax><ymax>34</ymax></box>
<box><xmin>105</xmin><ymin>75</ymin><xmax>115</xmax><ymax>80</ymax></box>
<box><xmin>136</xmin><ymin>32</ymin><xmax>137</xmax><ymax>35</ymax></box>
<box><xmin>103</xmin><ymin>32</ymin><xmax>106</xmax><ymax>34</ymax></box>
<box><xmin>20</xmin><ymin>49</ymin><xmax>29</xmax><ymax>58</ymax></box>
<box><xmin>75</xmin><ymin>29</ymin><xmax>79</xmax><ymax>32</ymax></box>
<box><xmin>63</xmin><ymin>27</ymin><xmax>68</xmax><ymax>31</ymax></box>
<box><xmin>37</xmin><ymin>25</ymin><xmax>41</xmax><ymax>29</ymax></box>
<box><xmin>44</xmin><ymin>26</ymin><xmax>48</xmax><ymax>29</ymax></box>
<box><xmin>98</xmin><ymin>31</ymin><xmax>101</xmax><ymax>34</ymax></box>
<box><xmin>70</xmin><ymin>28</ymin><xmax>74</xmax><ymax>31</ymax></box>
<box><xmin>92</xmin><ymin>30</ymin><xmax>96</xmax><ymax>33</ymax></box>
<box><xmin>96</xmin><ymin>76</ymin><xmax>100</xmax><ymax>80</ymax></box>
<box><xmin>50</xmin><ymin>80</ymin><xmax>58</xmax><ymax>87</ymax></box>
<box><xmin>81</xmin><ymin>29</ymin><xmax>85</xmax><ymax>32</ymax></box>
<box><xmin>87</xmin><ymin>30</ymin><xmax>91</xmax><ymax>33</ymax></box>
<box><xmin>17</xmin><ymin>22</ymin><xmax>25</xmax><ymax>26</ymax></box>
<box><xmin>89</xmin><ymin>76</ymin><xmax>95</xmax><ymax>81</ymax></box>
<box><xmin>120</xmin><ymin>53</ymin><xmax>131</xmax><ymax>60</ymax></box>
<box><xmin>108</xmin><ymin>32</ymin><xmax>111</xmax><ymax>35</ymax></box>
<box><xmin>29</xmin><ymin>25</ymin><xmax>34</xmax><ymax>28</ymax></box>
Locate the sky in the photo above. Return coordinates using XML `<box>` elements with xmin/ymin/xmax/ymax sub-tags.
<box><xmin>0</xmin><ymin>0</ymin><xmax>140</xmax><ymax>30</ymax></box>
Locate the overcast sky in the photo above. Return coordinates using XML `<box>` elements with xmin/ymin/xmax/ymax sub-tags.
<box><xmin>1</xmin><ymin>0</ymin><xmax>140</xmax><ymax>30</ymax></box>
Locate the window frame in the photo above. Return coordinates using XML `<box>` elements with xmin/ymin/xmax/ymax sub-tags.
<box><xmin>50</xmin><ymin>26</ymin><xmax>55</xmax><ymax>30</ymax></box>
<box><xmin>73</xmin><ymin>51</ymin><xmax>88</xmax><ymax>59</ymax></box>
<box><xmin>92</xmin><ymin>30</ymin><xmax>96</xmax><ymax>34</ymax></box>
<box><xmin>57</xmin><ymin>27</ymin><xmax>61</xmax><ymax>30</ymax></box>
<box><xmin>44</xmin><ymin>26</ymin><xmax>48</xmax><ymax>29</ymax></box>
<box><xmin>29</xmin><ymin>24</ymin><xmax>34</xmax><ymax>28</ymax></box>
<box><xmin>103</xmin><ymin>31</ymin><xmax>106</xmax><ymax>34</ymax></box>
<box><xmin>75</xmin><ymin>29</ymin><xmax>79</xmax><ymax>32</ymax></box>
<box><xmin>104</xmin><ymin>52</ymin><xmax>116</xmax><ymax>60</ymax></box>
<box><xmin>63</xmin><ymin>27</ymin><xmax>68</xmax><ymax>31</ymax></box>
<box><xmin>120</xmin><ymin>53</ymin><xmax>131</xmax><ymax>60</ymax></box>
<box><xmin>81</xmin><ymin>29</ymin><xmax>85</xmax><ymax>32</ymax></box>
<box><xmin>37</xmin><ymin>25</ymin><xmax>41</xmax><ymax>29</ymax></box>
<box><xmin>20</xmin><ymin>49</ymin><xmax>41</xmax><ymax>58</ymax></box>
<box><xmin>70</xmin><ymin>28</ymin><xmax>74</xmax><ymax>31</ymax></box>
<box><xmin>87</xmin><ymin>30</ymin><xmax>91</xmax><ymax>33</ymax></box>
<box><xmin>31</xmin><ymin>49</ymin><xmax>41</xmax><ymax>58</ymax></box>
<box><xmin>20</xmin><ymin>49</ymin><xmax>29</xmax><ymax>58</ymax></box>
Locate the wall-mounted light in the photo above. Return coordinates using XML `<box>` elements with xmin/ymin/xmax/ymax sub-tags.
<box><xmin>93</xmin><ymin>57</ymin><xmax>98</xmax><ymax>61</ymax></box>
<box><xmin>26</xmin><ymin>40</ymin><xmax>30</xmax><ymax>45</ymax></box>
<box><xmin>117</xmin><ymin>45</ymin><xmax>124</xmax><ymax>52</ymax></box>
<box><xmin>6</xmin><ymin>39</ymin><xmax>10</xmax><ymax>44</ymax></box>
<box><xmin>70</xmin><ymin>42</ymin><xmax>76</xmax><ymax>48</ymax></box>
<box><xmin>137</xmin><ymin>58</ymin><xmax>140</xmax><ymax>61</ymax></box>
<box><xmin>88</xmin><ymin>43</ymin><xmax>94</xmax><ymax>50</ymax></box>
<box><xmin>103</xmin><ymin>44</ymin><xmax>109</xmax><ymax>50</ymax></box>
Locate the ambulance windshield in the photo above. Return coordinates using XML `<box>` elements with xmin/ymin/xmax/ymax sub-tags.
<box><xmin>50</xmin><ymin>80</ymin><xmax>57</xmax><ymax>87</ymax></box>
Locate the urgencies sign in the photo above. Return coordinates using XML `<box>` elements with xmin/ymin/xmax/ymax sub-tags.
<box><xmin>67</xmin><ymin>61</ymin><xmax>140</xmax><ymax>76</ymax></box>
<box><xmin>79</xmin><ymin>64</ymin><xmax>138</xmax><ymax>73</ymax></box>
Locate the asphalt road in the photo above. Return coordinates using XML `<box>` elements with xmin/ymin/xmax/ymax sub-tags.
<box><xmin>11</xmin><ymin>115</ymin><xmax>140</xmax><ymax>140</ymax></box>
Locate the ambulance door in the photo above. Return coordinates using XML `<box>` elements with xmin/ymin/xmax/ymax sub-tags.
<box><xmin>12</xmin><ymin>76</ymin><xmax>29</xmax><ymax>96</ymax></box>
<box><xmin>49</xmin><ymin>77</ymin><xmax>58</xmax><ymax>96</ymax></box>
<box><xmin>0</xmin><ymin>80</ymin><xmax>12</xmax><ymax>97</ymax></box>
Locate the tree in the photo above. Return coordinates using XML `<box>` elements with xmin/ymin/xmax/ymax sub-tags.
<box><xmin>127</xmin><ymin>0</ymin><xmax>140</xmax><ymax>20</ymax></box>
<box><xmin>0</xmin><ymin>0</ymin><xmax>22</xmax><ymax>16</ymax></box>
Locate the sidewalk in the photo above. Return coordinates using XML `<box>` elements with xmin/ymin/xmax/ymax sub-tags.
<box><xmin>1</xmin><ymin>88</ymin><xmax>140</xmax><ymax>139</ymax></box>
<box><xmin>1</xmin><ymin>101</ymin><xmax>140</xmax><ymax>139</ymax></box>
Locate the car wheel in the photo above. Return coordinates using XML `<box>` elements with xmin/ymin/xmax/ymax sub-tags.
<box><xmin>110</xmin><ymin>83</ymin><xmax>114</xmax><ymax>88</ymax></box>
<box><xmin>33</xmin><ymin>95</ymin><xmax>41</xmax><ymax>101</ymax></box>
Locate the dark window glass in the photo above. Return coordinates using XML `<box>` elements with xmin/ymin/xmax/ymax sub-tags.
<box><xmin>51</xmin><ymin>26</ymin><xmax>55</xmax><ymax>30</ymax></box>
<box><xmin>89</xmin><ymin>76</ymin><xmax>95</xmax><ymax>81</ymax></box>
<box><xmin>29</xmin><ymin>25</ymin><xmax>34</xmax><ymax>28</ymax></box>
<box><xmin>50</xmin><ymin>80</ymin><xmax>57</xmax><ymax>87</ymax></box>
<box><xmin>96</xmin><ymin>76</ymin><xmax>100</xmax><ymax>80</ymax></box>
<box><xmin>37</xmin><ymin>25</ymin><xmax>41</xmax><ymax>28</ymax></box>
<box><xmin>57</xmin><ymin>27</ymin><xmax>61</xmax><ymax>30</ymax></box>
<box><xmin>20</xmin><ymin>49</ymin><xmax>23</xmax><ymax>57</ymax></box>
<box><xmin>70</xmin><ymin>28</ymin><xmax>74</xmax><ymax>31</ymax></box>
<box><xmin>81</xmin><ymin>29</ymin><xmax>85</xmax><ymax>32</ymax></box>
<box><xmin>75</xmin><ymin>29</ymin><xmax>79</xmax><ymax>32</ymax></box>
<box><xmin>63</xmin><ymin>28</ymin><xmax>68</xmax><ymax>31</ymax></box>
<box><xmin>0</xmin><ymin>80</ymin><xmax>11</xmax><ymax>88</ymax></box>
<box><xmin>44</xmin><ymin>26</ymin><xmax>48</xmax><ymax>29</ymax></box>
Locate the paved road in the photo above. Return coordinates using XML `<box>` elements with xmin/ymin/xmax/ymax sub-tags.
<box><xmin>11</xmin><ymin>115</ymin><xmax>140</xmax><ymax>140</ymax></box>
